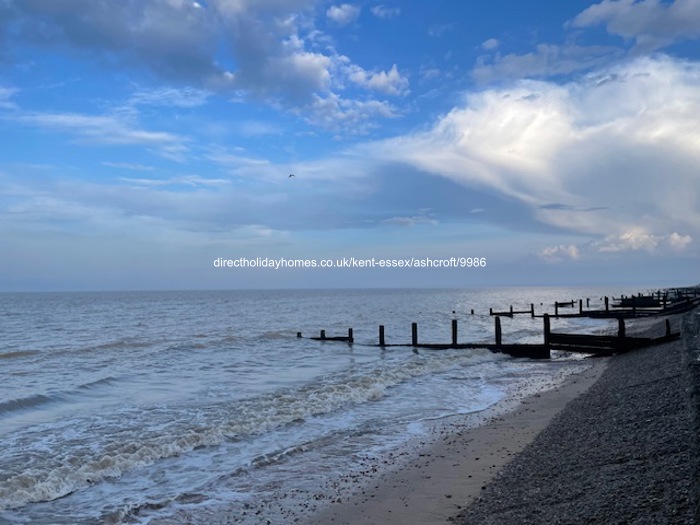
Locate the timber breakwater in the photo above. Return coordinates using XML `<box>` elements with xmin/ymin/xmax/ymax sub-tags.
<box><xmin>299</xmin><ymin>285</ymin><xmax>700</xmax><ymax>359</ymax></box>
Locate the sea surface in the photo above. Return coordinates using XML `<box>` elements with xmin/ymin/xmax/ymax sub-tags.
<box><xmin>0</xmin><ymin>287</ymin><xmax>645</xmax><ymax>524</ymax></box>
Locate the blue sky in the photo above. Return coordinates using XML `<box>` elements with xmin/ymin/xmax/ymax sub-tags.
<box><xmin>1</xmin><ymin>0</ymin><xmax>699</xmax><ymax>291</ymax></box>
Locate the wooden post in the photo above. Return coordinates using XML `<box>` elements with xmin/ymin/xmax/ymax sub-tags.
<box><xmin>617</xmin><ymin>318</ymin><xmax>625</xmax><ymax>339</ymax></box>
<box><xmin>665</xmin><ymin>319</ymin><xmax>671</xmax><ymax>337</ymax></box>
<box><xmin>509</xmin><ymin>305</ymin><xmax>514</xmax><ymax>316</ymax></box>
<box><xmin>605</xmin><ymin>296</ymin><xmax>609</xmax><ymax>312</ymax></box>
<box><xmin>586</xmin><ymin>298</ymin><xmax>590</xmax><ymax>307</ymax></box>
<box><xmin>379</xmin><ymin>325</ymin><xmax>385</xmax><ymax>346</ymax></box>
<box><xmin>320</xmin><ymin>329</ymin><xmax>326</xmax><ymax>340</ymax></box>
<box><xmin>470</xmin><ymin>309</ymin><xmax>474</xmax><ymax>315</ymax></box>
<box><xmin>555</xmin><ymin>302</ymin><xmax>559</xmax><ymax>317</ymax></box>
<box><xmin>495</xmin><ymin>316</ymin><xmax>502</xmax><ymax>347</ymax></box>
<box><xmin>530</xmin><ymin>303</ymin><xmax>535</xmax><ymax>318</ymax></box>
<box><xmin>489</xmin><ymin>307</ymin><xmax>493</xmax><ymax>315</ymax></box>
<box><xmin>412</xmin><ymin>322</ymin><xmax>418</xmax><ymax>346</ymax></box>
<box><xmin>297</xmin><ymin>332</ymin><xmax>302</xmax><ymax>338</ymax></box>
<box><xmin>452</xmin><ymin>319</ymin><xmax>458</xmax><ymax>346</ymax></box>
<box><xmin>579</xmin><ymin>299</ymin><xmax>583</xmax><ymax>314</ymax></box>
<box><xmin>543</xmin><ymin>314</ymin><xmax>550</xmax><ymax>349</ymax></box>
<box><xmin>348</xmin><ymin>328</ymin><xmax>354</xmax><ymax>343</ymax></box>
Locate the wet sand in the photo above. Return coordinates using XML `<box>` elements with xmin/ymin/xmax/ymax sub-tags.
<box><xmin>306</xmin><ymin>359</ymin><xmax>607</xmax><ymax>525</ymax></box>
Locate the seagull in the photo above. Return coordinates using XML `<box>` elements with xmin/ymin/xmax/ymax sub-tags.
<box><xmin>288</xmin><ymin>174</ymin><xmax>295</xmax><ymax>178</ymax></box>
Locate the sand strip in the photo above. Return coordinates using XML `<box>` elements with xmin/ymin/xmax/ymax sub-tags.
<box><xmin>306</xmin><ymin>359</ymin><xmax>607</xmax><ymax>525</ymax></box>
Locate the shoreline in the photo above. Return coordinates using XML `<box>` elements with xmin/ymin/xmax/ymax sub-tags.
<box><xmin>457</xmin><ymin>311</ymin><xmax>698</xmax><ymax>524</ymax></box>
<box><xmin>304</xmin><ymin>359</ymin><xmax>608</xmax><ymax>525</ymax></box>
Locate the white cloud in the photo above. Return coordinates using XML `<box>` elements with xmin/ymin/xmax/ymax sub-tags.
<box><xmin>118</xmin><ymin>175</ymin><xmax>230</xmax><ymax>188</ymax></box>
<box><xmin>473</xmin><ymin>43</ymin><xmax>622</xmax><ymax>84</ymax></box>
<box><xmin>540</xmin><ymin>244</ymin><xmax>580</xmax><ymax>262</ymax></box>
<box><xmin>128</xmin><ymin>87</ymin><xmax>211</xmax><ymax>108</ymax></box>
<box><xmin>269</xmin><ymin>50</ymin><xmax>332</xmax><ymax>99</ymax></box>
<box><xmin>365</xmin><ymin>55</ymin><xmax>700</xmax><ymax>246</ymax></box>
<box><xmin>668</xmin><ymin>232</ymin><xmax>692</xmax><ymax>250</ymax></box>
<box><xmin>481</xmin><ymin>38</ymin><xmax>499</xmax><ymax>50</ymax></box>
<box><xmin>327</xmin><ymin>4</ymin><xmax>360</xmax><ymax>25</ymax></box>
<box><xmin>572</xmin><ymin>0</ymin><xmax>700</xmax><ymax>51</ymax></box>
<box><xmin>371</xmin><ymin>5</ymin><xmax>400</xmax><ymax>19</ymax></box>
<box><xmin>0</xmin><ymin>86</ymin><xmax>18</xmax><ymax>110</ymax></box>
<box><xmin>102</xmin><ymin>162</ymin><xmax>156</xmax><ymax>171</ymax></box>
<box><xmin>597</xmin><ymin>228</ymin><xmax>660</xmax><ymax>252</ymax></box>
<box><xmin>206</xmin><ymin>151</ymin><xmax>271</xmax><ymax>168</ymax></box>
<box><xmin>420</xmin><ymin>66</ymin><xmax>441</xmax><ymax>80</ymax></box>
<box><xmin>383</xmin><ymin>213</ymin><xmax>438</xmax><ymax>227</ymax></box>
<box><xmin>306</xmin><ymin>93</ymin><xmax>398</xmax><ymax>132</ymax></box>
<box><xmin>428</xmin><ymin>24</ymin><xmax>452</xmax><ymax>38</ymax></box>
<box><xmin>14</xmin><ymin>111</ymin><xmax>189</xmax><ymax>161</ymax></box>
<box><xmin>595</xmin><ymin>229</ymin><xmax>692</xmax><ymax>253</ymax></box>
<box><xmin>347</xmin><ymin>64</ymin><xmax>409</xmax><ymax>95</ymax></box>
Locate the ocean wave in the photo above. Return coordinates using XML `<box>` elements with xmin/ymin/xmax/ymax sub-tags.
<box><xmin>0</xmin><ymin>350</ymin><xmax>40</xmax><ymax>360</ymax></box>
<box><xmin>0</xmin><ymin>394</ymin><xmax>55</xmax><ymax>415</ymax></box>
<box><xmin>0</xmin><ymin>376</ymin><xmax>121</xmax><ymax>416</ymax></box>
<box><xmin>0</xmin><ymin>349</ymin><xmax>501</xmax><ymax>511</ymax></box>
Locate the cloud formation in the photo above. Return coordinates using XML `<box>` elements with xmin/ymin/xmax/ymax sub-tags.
<box><xmin>572</xmin><ymin>0</ymin><xmax>700</xmax><ymax>51</ymax></box>
<box><xmin>327</xmin><ymin>3</ymin><xmax>361</xmax><ymax>25</ymax></box>
<box><xmin>371</xmin><ymin>5</ymin><xmax>400</xmax><ymax>19</ymax></box>
<box><xmin>473</xmin><ymin>43</ymin><xmax>622</xmax><ymax>84</ymax></box>
<box><xmin>15</xmin><ymin>111</ymin><xmax>190</xmax><ymax>161</ymax></box>
<box><xmin>368</xmin><ymin>55</ymin><xmax>700</xmax><ymax>252</ymax></box>
<box><xmin>347</xmin><ymin>64</ymin><xmax>409</xmax><ymax>95</ymax></box>
<box><xmin>0</xmin><ymin>0</ymin><xmax>403</xmax><ymax>130</ymax></box>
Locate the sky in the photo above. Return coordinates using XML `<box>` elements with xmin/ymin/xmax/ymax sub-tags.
<box><xmin>1</xmin><ymin>0</ymin><xmax>699</xmax><ymax>291</ymax></box>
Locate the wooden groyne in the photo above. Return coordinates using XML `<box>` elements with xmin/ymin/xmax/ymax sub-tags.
<box><xmin>299</xmin><ymin>315</ymin><xmax>681</xmax><ymax>360</ymax></box>
<box><xmin>305</xmin><ymin>328</ymin><xmax>354</xmax><ymax>343</ymax></box>
<box><xmin>297</xmin><ymin>285</ymin><xmax>698</xmax><ymax>360</ymax></box>
<box><xmin>487</xmin><ymin>288</ymin><xmax>700</xmax><ymax>319</ymax></box>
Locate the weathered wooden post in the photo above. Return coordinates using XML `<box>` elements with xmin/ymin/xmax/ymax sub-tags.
<box><xmin>411</xmin><ymin>322</ymin><xmax>418</xmax><ymax>346</ymax></box>
<box><xmin>618</xmin><ymin>318</ymin><xmax>626</xmax><ymax>340</ymax></box>
<box><xmin>665</xmin><ymin>319</ymin><xmax>671</xmax><ymax>337</ymax></box>
<box><xmin>586</xmin><ymin>298</ymin><xmax>590</xmax><ymax>307</ymax></box>
<box><xmin>471</xmin><ymin>309</ymin><xmax>474</xmax><ymax>315</ymax></box>
<box><xmin>543</xmin><ymin>313</ymin><xmax>551</xmax><ymax>349</ymax></box>
<box><xmin>489</xmin><ymin>307</ymin><xmax>493</xmax><ymax>315</ymax></box>
<box><xmin>605</xmin><ymin>296</ymin><xmax>609</xmax><ymax>312</ymax></box>
<box><xmin>379</xmin><ymin>325</ymin><xmax>385</xmax><ymax>346</ymax></box>
<box><xmin>320</xmin><ymin>329</ymin><xmax>326</xmax><ymax>340</ymax></box>
<box><xmin>495</xmin><ymin>316</ymin><xmax>502</xmax><ymax>347</ymax></box>
<box><xmin>555</xmin><ymin>302</ymin><xmax>559</xmax><ymax>317</ymax></box>
<box><xmin>579</xmin><ymin>299</ymin><xmax>583</xmax><ymax>314</ymax></box>
<box><xmin>530</xmin><ymin>304</ymin><xmax>535</xmax><ymax>318</ymax></box>
<box><xmin>452</xmin><ymin>319</ymin><xmax>458</xmax><ymax>346</ymax></box>
<box><xmin>297</xmin><ymin>332</ymin><xmax>302</xmax><ymax>338</ymax></box>
<box><xmin>348</xmin><ymin>328</ymin><xmax>354</xmax><ymax>343</ymax></box>
<box><xmin>509</xmin><ymin>305</ymin><xmax>514</xmax><ymax>316</ymax></box>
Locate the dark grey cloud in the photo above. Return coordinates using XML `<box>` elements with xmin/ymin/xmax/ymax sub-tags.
<box><xmin>539</xmin><ymin>203</ymin><xmax>610</xmax><ymax>212</ymax></box>
<box><xmin>0</xmin><ymin>0</ymin><xmax>402</xmax><ymax>127</ymax></box>
<box><xmin>5</xmin><ymin>0</ymin><xmax>222</xmax><ymax>82</ymax></box>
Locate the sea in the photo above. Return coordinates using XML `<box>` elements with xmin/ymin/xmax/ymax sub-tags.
<box><xmin>0</xmin><ymin>286</ymin><xmax>648</xmax><ymax>524</ymax></box>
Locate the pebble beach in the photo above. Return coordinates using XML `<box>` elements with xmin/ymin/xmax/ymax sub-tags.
<box><xmin>457</xmin><ymin>310</ymin><xmax>699</xmax><ymax>524</ymax></box>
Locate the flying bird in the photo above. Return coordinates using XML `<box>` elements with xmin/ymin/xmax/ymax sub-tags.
<box><xmin>288</xmin><ymin>173</ymin><xmax>295</xmax><ymax>178</ymax></box>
